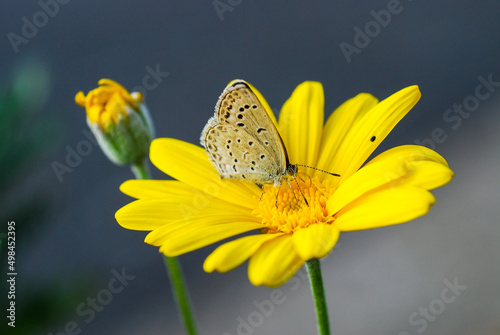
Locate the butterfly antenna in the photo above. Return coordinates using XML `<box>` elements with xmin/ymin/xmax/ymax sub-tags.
<box><xmin>296</xmin><ymin>164</ymin><xmax>340</xmax><ymax>177</ymax></box>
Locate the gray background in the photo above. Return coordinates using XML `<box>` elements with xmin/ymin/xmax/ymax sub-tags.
<box><xmin>1</xmin><ymin>1</ymin><xmax>500</xmax><ymax>334</ymax></box>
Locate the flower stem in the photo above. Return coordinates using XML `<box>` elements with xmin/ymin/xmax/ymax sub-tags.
<box><xmin>163</xmin><ymin>256</ymin><xmax>198</xmax><ymax>335</ymax></box>
<box><xmin>131</xmin><ymin>159</ymin><xmax>150</xmax><ymax>179</ymax></box>
<box><xmin>131</xmin><ymin>160</ymin><xmax>198</xmax><ymax>335</ymax></box>
<box><xmin>306</xmin><ymin>259</ymin><xmax>331</xmax><ymax>335</ymax></box>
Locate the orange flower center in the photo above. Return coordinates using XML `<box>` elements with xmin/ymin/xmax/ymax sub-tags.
<box><xmin>253</xmin><ymin>174</ymin><xmax>336</xmax><ymax>234</ymax></box>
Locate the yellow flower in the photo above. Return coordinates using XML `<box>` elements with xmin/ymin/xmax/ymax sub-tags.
<box><xmin>75</xmin><ymin>79</ymin><xmax>154</xmax><ymax>165</ymax></box>
<box><xmin>115</xmin><ymin>81</ymin><xmax>453</xmax><ymax>287</ymax></box>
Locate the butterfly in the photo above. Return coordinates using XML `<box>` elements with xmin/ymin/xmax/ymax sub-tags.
<box><xmin>200</xmin><ymin>80</ymin><xmax>339</xmax><ymax>203</ymax></box>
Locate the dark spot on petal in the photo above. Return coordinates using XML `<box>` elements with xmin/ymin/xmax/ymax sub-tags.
<box><xmin>370</xmin><ymin>136</ymin><xmax>376</xmax><ymax>142</ymax></box>
<box><xmin>237</xmin><ymin>114</ymin><xmax>244</xmax><ymax>119</ymax></box>
<box><xmin>244</xmin><ymin>104</ymin><xmax>250</xmax><ymax>109</ymax></box>
<box><xmin>239</xmin><ymin>107</ymin><xmax>244</xmax><ymax>112</ymax></box>
<box><xmin>237</xmin><ymin>122</ymin><xmax>245</xmax><ymax>127</ymax></box>
<box><xmin>248</xmin><ymin>141</ymin><xmax>254</xmax><ymax>146</ymax></box>
<box><xmin>260</xmin><ymin>154</ymin><xmax>266</xmax><ymax>160</ymax></box>
<box><xmin>257</xmin><ymin>128</ymin><xmax>266</xmax><ymax>133</ymax></box>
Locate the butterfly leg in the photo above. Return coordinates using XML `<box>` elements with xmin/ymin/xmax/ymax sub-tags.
<box><xmin>285</xmin><ymin>179</ymin><xmax>298</xmax><ymax>202</ymax></box>
<box><xmin>292</xmin><ymin>175</ymin><xmax>309</xmax><ymax>207</ymax></box>
<box><xmin>274</xmin><ymin>182</ymin><xmax>282</xmax><ymax>207</ymax></box>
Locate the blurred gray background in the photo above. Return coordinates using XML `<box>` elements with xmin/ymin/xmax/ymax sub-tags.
<box><xmin>1</xmin><ymin>1</ymin><xmax>499</xmax><ymax>334</ymax></box>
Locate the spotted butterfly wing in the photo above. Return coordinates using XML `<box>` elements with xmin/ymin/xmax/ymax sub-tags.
<box><xmin>201</xmin><ymin>80</ymin><xmax>289</xmax><ymax>185</ymax></box>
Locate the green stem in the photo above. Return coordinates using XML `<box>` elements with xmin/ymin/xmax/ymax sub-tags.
<box><xmin>306</xmin><ymin>259</ymin><xmax>331</xmax><ymax>335</ymax></box>
<box><xmin>131</xmin><ymin>159</ymin><xmax>150</xmax><ymax>179</ymax></box>
<box><xmin>131</xmin><ymin>160</ymin><xmax>198</xmax><ymax>335</ymax></box>
<box><xmin>163</xmin><ymin>256</ymin><xmax>198</xmax><ymax>335</ymax></box>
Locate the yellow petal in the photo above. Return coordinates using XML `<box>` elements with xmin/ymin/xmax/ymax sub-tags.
<box><xmin>158</xmin><ymin>222</ymin><xmax>263</xmax><ymax>257</ymax></box>
<box><xmin>365</xmin><ymin>145</ymin><xmax>454</xmax><ymax>190</ymax></box>
<box><xmin>150</xmin><ymin>138</ymin><xmax>261</xmax><ymax>208</ymax></box>
<box><xmin>402</xmin><ymin>161</ymin><xmax>454</xmax><ymax>190</ymax></box>
<box><xmin>278</xmin><ymin>82</ymin><xmax>324</xmax><ymax>170</ymax></box>
<box><xmin>144</xmin><ymin>210</ymin><xmax>257</xmax><ymax>246</ymax></box>
<box><xmin>366</xmin><ymin>144</ymin><xmax>449</xmax><ymax>167</ymax></box>
<box><xmin>75</xmin><ymin>91</ymin><xmax>86</xmax><ymax>106</ymax></box>
<box><xmin>204</xmin><ymin>233</ymin><xmax>283</xmax><ymax>273</ymax></box>
<box><xmin>115</xmin><ymin>195</ymin><xmax>251</xmax><ymax>231</ymax></box>
<box><xmin>316</xmin><ymin>93</ymin><xmax>378</xmax><ymax>181</ymax></box>
<box><xmin>327</xmin><ymin>153</ymin><xmax>429</xmax><ymax>214</ymax></box>
<box><xmin>120</xmin><ymin>180</ymin><xmax>196</xmax><ymax>199</ymax></box>
<box><xmin>333</xmin><ymin>187</ymin><xmax>436</xmax><ymax>231</ymax></box>
<box><xmin>325</xmin><ymin>86</ymin><xmax>421</xmax><ymax>186</ymax></box>
<box><xmin>248</xmin><ymin>235</ymin><xmax>305</xmax><ymax>287</ymax></box>
<box><xmin>116</xmin><ymin>198</ymin><xmax>189</xmax><ymax>231</ymax></box>
<box><xmin>292</xmin><ymin>224</ymin><xmax>340</xmax><ymax>260</ymax></box>
<box><xmin>244</xmin><ymin>81</ymin><xmax>279</xmax><ymax>127</ymax></box>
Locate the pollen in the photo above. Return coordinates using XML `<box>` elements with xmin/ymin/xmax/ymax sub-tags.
<box><xmin>253</xmin><ymin>174</ymin><xmax>337</xmax><ymax>234</ymax></box>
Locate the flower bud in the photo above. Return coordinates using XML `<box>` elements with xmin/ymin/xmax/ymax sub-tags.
<box><xmin>75</xmin><ymin>79</ymin><xmax>155</xmax><ymax>165</ymax></box>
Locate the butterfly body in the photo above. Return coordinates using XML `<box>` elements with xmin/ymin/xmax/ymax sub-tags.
<box><xmin>201</xmin><ymin>80</ymin><xmax>297</xmax><ymax>186</ymax></box>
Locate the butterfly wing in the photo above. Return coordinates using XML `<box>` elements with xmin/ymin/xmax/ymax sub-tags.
<box><xmin>201</xmin><ymin>80</ymin><xmax>288</xmax><ymax>184</ymax></box>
